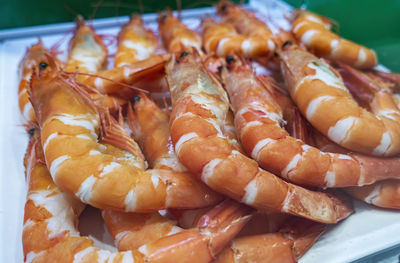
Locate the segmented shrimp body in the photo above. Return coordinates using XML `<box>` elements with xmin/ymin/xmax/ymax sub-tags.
<box><xmin>167</xmin><ymin>51</ymin><xmax>352</xmax><ymax>223</ymax></box>
<box><xmin>29</xmin><ymin>56</ymin><xmax>221</xmax><ymax>212</ymax></box>
<box><xmin>221</xmin><ymin>57</ymin><xmax>400</xmax><ymax>187</ymax></box>
<box><xmin>280</xmin><ymin>47</ymin><xmax>400</xmax><ymax>156</ymax></box>
<box><xmin>291</xmin><ymin>10</ymin><xmax>377</xmax><ymax>69</ymax></box>
<box><xmin>18</xmin><ymin>42</ymin><xmax>61</xmax><ymax>123</ymax></box>
<box><xmin>217</xmin><ymin>1</ymin><xmax>275</xmax><ymax>58</ymax></box>
<box><xmin>158</xmin><ymin>10</ymin><xmax>202</xmax><ymax>53</ymax></box>
<box><xmin>202</xmin><ymin>19</ymin><xmax>273</xmax><ymax>59</ymax></box>
<box><xmin>23</xmin><ymin>133</ymin><xmax>251</xmax><ymax>262</ymax></box>
<box><xmin>114</xmin><ymin>15</ymin><xmax>158</xmax><ymax>67</ymax></box>
<box><xmin>301</xmin><ymin>121</ymin><xmax>400</xmax><ymax>210</ymax></box>
<box><xmin>65</xmin><ymin>17</ymin><xmax>107</xmax><ymax>73</ymax></box>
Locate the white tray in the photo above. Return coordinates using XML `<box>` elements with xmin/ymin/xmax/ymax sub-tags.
<box><xmin>1</xmin><ymin>1</ymin><xmax>399</xmax><ymax>262</ymax></box>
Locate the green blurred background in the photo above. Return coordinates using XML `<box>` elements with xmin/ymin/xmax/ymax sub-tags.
<box><xmin>1</xmin><ymin>0</ymin><xmax>399</xmax><ymax>72</ymax></box>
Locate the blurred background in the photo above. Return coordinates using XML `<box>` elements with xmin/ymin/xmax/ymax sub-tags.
<box><xmin>1</xmin><ymin>0</ymin><xmax>399</xmax><ymax>72</ymax></box>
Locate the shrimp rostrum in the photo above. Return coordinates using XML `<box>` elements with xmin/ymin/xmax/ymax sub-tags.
<box><xmin>29</xmin><ymin>54</ymin><xmax>220</xmax><ymax>212</ymax></box>
<box><xmin>167</xmin><ymin>50</ymin><xmax>352</xmax><ymax>224</ymax></box>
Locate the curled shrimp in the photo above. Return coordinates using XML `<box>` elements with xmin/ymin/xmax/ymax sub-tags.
<box><xmin>295</xmin><ymin>113</ymin><xmax>400</xmax><ymax>210</ymax></box>
<box><xmin>221</xmin><ymin>56</ymin><xmax>400</xmax><ymax>187</ymax></box>
<box><xmin>114</xmin><ymin>15</ymin><xmax>158</xmax><ymax>67</ymax></box>
<box><xmin>281</xmin><ymin>85</ymin><xmax>400</xmax><ymax>210</ymax></box>
<box><xmin>216</xmin><ymin>1</ymin><xmax>275</xmax><ymax>57</ymax></box>
<box><xmin>103</xmin><ymin>93</ymin><xmax>223</xmax><ymax>250</ymax></box>
<box><xmin>158</xmin><ymin>10</ymin><xmax>203</xmax><ymax>53</ymax></box>
<box><xmin>201</xmin><ymin>18</ymin><xmax>273</xmax><ymax>59</ymax></box>
<box><xmin>29</xmin><ymin>55</ymin><xmax>220</xmax><ymax>212</ymax></box>
<box><xmin>18</xmin><ymin>42</ymin><xmax>61</xmax><ymax>123</ymax></box>
<box><xmin>280</xmin><ymin>45</ymin><xmax>400</xmax><ymax>156</ymax></box>
<box><xmin>65</xmin><ymin>16</ymin><xmax>108</xmax><ymax>73</ymax></box>
<box><xmin>291</xmin><ymin>10</ymin><xmax>377</xmax><ymax>69</ymax></box>
<box><xmin>167</xmin><ymin>50</ymin><xmax>352</xmax><ymax>223</ymax></box>
<box><xmin>22</xmin><ymin>132</ymin><xmax>251</xmax><ymax>262</ymax></box>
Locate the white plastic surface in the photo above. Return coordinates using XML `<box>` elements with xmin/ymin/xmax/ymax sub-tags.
<box><xmin>0</xmin><ymin>1</ymin><xmax>399</xmax><ymax>262</ymax></box>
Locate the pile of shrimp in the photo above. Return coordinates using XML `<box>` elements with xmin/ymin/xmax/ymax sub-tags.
<box><xmin>18</xmin><ymin>1</ymin><xmax>400</xmax><ymax>262</ymax></box>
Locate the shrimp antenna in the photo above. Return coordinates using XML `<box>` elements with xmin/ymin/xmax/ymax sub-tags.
<box><xmin>64</xmin><ymin>3</ymin><xmax>80</xmax><ymax>18</ymax></box>
<box><xmin>176</xmin><ymin>0</ymin><xmax>182</xmax><ymax>19</ymax></box>
<box><xmin>62</xmin><ymin>70</ymin><xmax>150</xmax><ymax>94</ymax></box>
<box><xmin>115</xmin><ymin>0</ymin><xmax>120</xmax><ymax>17</ymax></box>
<box><xmin>138</xmin><ymin>0</ymin><xmax>144</xmax><ymax>15</ymax></box>
<box><xmin>90</xmin><ymin>0</ymin><xmax>104</xmax><ymax>21</ymax></box>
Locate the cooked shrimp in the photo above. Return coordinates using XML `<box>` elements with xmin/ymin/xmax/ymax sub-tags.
<box><xmin>294</xmin><ymin>115</ymin><xmax>400</xmax><ymax>210</ymax></box>
<box><xmin>167</xmin><ymin>51</ymin><xmax>352</xmax><ymax>223</ymax></box>
<box><xmin>280</xmin><ymin>46</ymin><xmax>400</xmax><ymax>156</ymax></box>
<box><xmin>291</xmin><ymin>10</ymin><xmax>377</xmax><ymax>69</ymax></box>
<box><xmin>102</xmin><ymin>93</ymin><xmax>222</xmax><ymax>250</ymax></box>
<box><xmin>29</xmin><ymin>56</ymin><xmax>221</xmax><ymax>212</ymax></box>
<box><xmin>114</xmin><ymin>15</ymin><xmax>158</xmax><ymax>67</ymax></box>
<box><xmin>23</xmin><ymin>134</ymin><xmax>251</xmax><ymax>262</ymax></box>
<box><xmin>217</xmin><ymin>1</ymin><xmax>275</xmax><ymax>57</ymax></box>
<box><xmin>284</xmin><ymin>91</ymin><xmax>400</xmax><ymax>210</ymax></box>
<box><xmin>158</xmin><ymin>10</ymin><xmax>202</xmax><ymax>53</ymax></box>
<box><xmin>64</xmin><ymin>16</ymin><xmax>107</xmax><ymax>73</ymax></box>
<box><xmin>18</xmin><ymin>42</ymin><xmax>61</xmax><ymax>123</ymax></box>
<box><xmin>202</xmin><ymin>18</ymin><xmax>273</xmax><ymax>59</ymax></box>
<box><xmin>221</xmin><ymin>56</ymin><xmax>400</xmax><ymax>187</ymax></box>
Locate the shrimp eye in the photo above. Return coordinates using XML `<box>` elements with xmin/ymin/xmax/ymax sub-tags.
<box><xmin>28</xmin><ymin>128</ymin><xmax>35</xmax><ymax>136</ymax></box>
<box><xmin>132</xmin><ymin>96</ymin><xmax>141</xmax><ymax>103</ymax></box>
<box><xmin>180</xmin><ymin>51</ymin><xmax>188</xmax><ymax>58</ymax></box>
<box><xmin>220</xmin><ymin>4</ymin><xmax>227</xmax><ymax>11</ymax></box>
<box><xmin>282</xmin><ymin>41</ymin><xmax>293</xmax><ymax>48</ymax></box>
<box><xmin>225</xmin><ymin>56</ymin><xmax>235</xmax><ymax>64</ymax></box>
<box><xmin>217</xmin><ymin>65</ymin><xmax>223</xmax><ymax>73</ymax></box>
<box><xmin>39</xmin><ymin>62</ymin><xmax>48</xmax><ymax>70</ymax></box>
